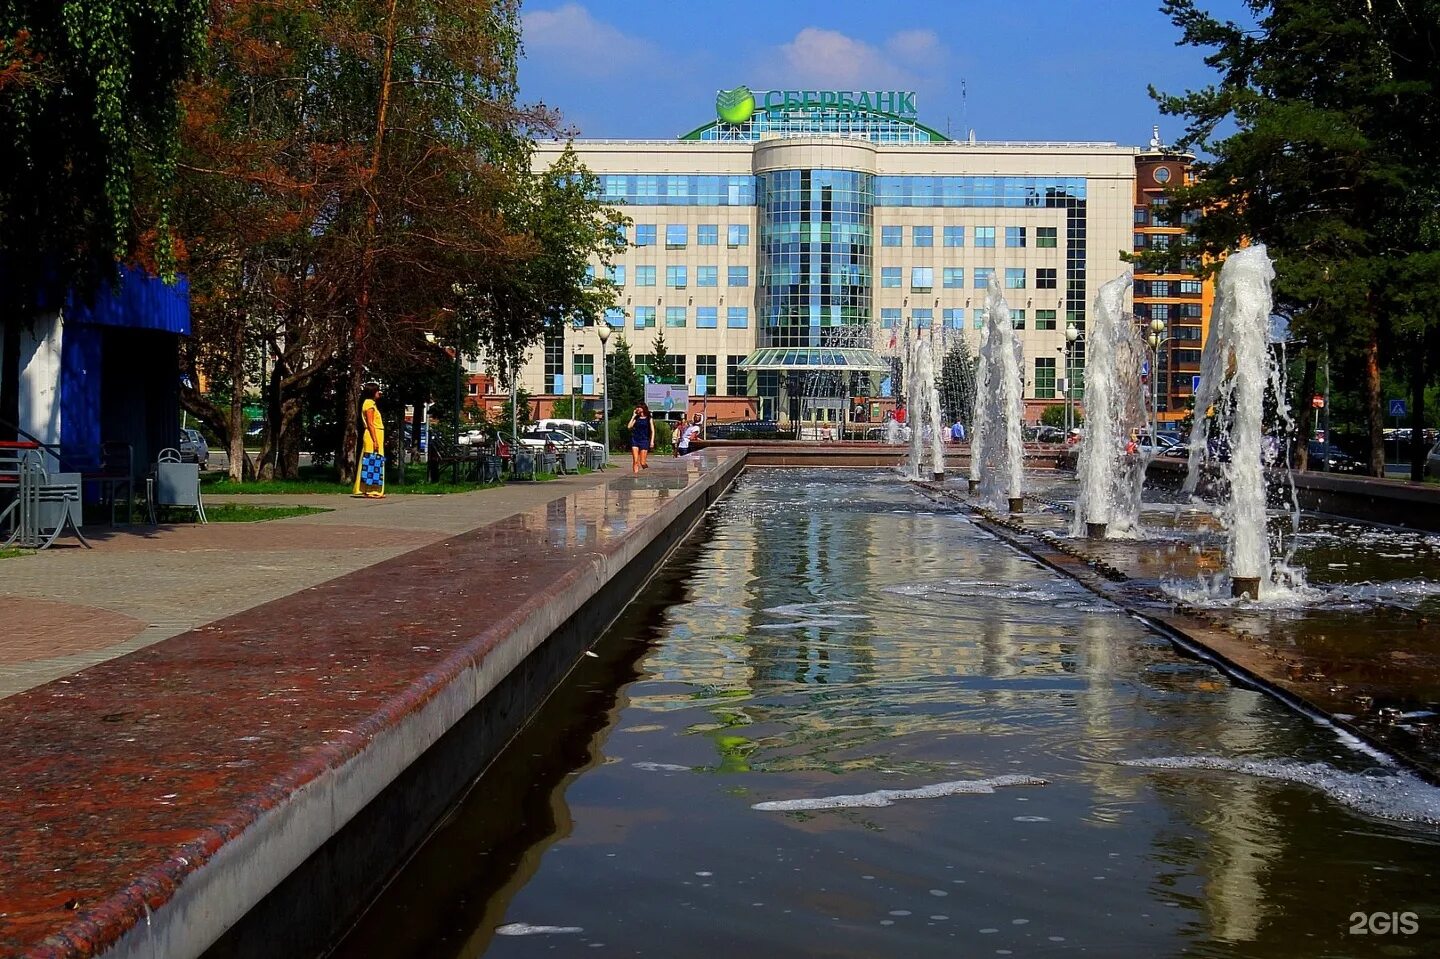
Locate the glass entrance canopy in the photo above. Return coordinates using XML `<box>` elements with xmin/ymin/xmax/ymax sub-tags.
<box><xmin>738</xmin><ymin>347</ymin><xmax>890</xmax><ymax>372</ymax></box>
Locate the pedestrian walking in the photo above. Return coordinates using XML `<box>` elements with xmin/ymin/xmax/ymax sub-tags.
<box><xmin>677</xmin><ymin>414</ymin><xmax>702</xmax><ymax>456</ymax></box>
<box><xmin>629</xmin><ymin>403</ymin><xmax>655</xmax><ymax>473</ymax></box>
<box><xmin>352</xmin><ymin>382</ymin><xmax>386</xmax><ymax>498</ymax></box>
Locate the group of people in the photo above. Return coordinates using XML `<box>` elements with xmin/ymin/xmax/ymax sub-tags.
<box><xmin>626</xmin><ymin>405</ymin><xmax>703</xmax><ymax>474</ymax></box>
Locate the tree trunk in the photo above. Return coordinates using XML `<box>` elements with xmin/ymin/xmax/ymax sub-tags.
<box><xmin>1364</xmin><ymin>333</ymin><xmax>1385</xmax><ymax>477</ymax></box>
<box><xmin>227</xmin><ymin>311</ymin><xmax>248</xmax><ymax>481</ymax></box>
<box><xmin>1293</xmin><ymin>353</ymin><xmax>1317</xmax><ymax>470</ymax></box>
<box><xmin>1412</xmin><ymin>335</ymin><xmax>1429</xmax><ymax>482</ymax></box>
<box><xmin>341</xmin><ymin>0</ymin><xmax>402</xmax><ymax>485</ymax></box>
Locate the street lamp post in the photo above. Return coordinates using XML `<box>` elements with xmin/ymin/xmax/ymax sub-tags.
<box><xmin>451</xmin><ymin>348</ymin><xmax>462</xmax><ymax>484</ymax></box>
<box><xmin>1147</xmin><ymin>318</ymin><xmax>1172</xmax><ymax>448</ymax></box>
<box><xmin>1064</xmin><ymin>323</ymin><xmax>1082</xmax><ymax>432</ymax></box>
<box><xmin>597</xmin><ymin>321</ymin><xmax>612</xmax><ymax>468</ymax></box>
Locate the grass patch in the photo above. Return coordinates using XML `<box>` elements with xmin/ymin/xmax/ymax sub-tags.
<box><xmin>0</xmin><ymin>547</ymin><xmax>32</xmax><ymax>560</ymax></box>
<box><xmin>203</xmin><ymin>504</ymin><xmax>333</xmax><ymax>523</ymax></box>
<box><xmin>202</xmin><ymin>463</ymin><xmax>502</xmax><ymax>495</ymax></box>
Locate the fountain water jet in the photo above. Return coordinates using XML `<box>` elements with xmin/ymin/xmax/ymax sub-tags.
<box><xmin>1072</xmin><ymin>272</ymin><xmax>1148</xmax><ymax>539</ymax></box>
<box><xmin>1183</xmin><ymin>244</ymin><xmax>1292</xmax><ymax>598</ymax></box>
<box><xmin>971</xmin><ymin>277</ymin><xmax>1025</xmax><ymax>511</ymax></box>
<box><xmin>903</xmin><ymin>326</ymin><xmax>946</xmax><ymax>481</ymax></box>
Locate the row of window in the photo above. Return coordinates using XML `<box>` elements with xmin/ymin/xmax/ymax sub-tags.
<box><xmin>632</xmin><ymin>223</ymin><xmax>751</xmax><ymax>247</ymax></box>
<box><xmin>882</xmin><ymin>266</ymin><xmax>1057</xmax><ymax>291</ymax></box>
<box><xmin>879</xmin><ymin>225</ymin><xmax>1058</xmax><ymax>249</ymax></box>
<box><xmin>1135</xmin><ymin>279</ymin><xmax>1204</xmax><ymax>297</ymax></box>
<box><xmin>1133</xmin><ymin>302</ymin><xmax>1205</xmax><ymax>321</ymax></box>
<box><xmin>606</xmin><ymin>265</ymin><xmax>750</xmax><ymax>288</ymax></box>
<box><xmin>879</xmin><ymin>308</ymin><xmax>1061</xmax><ymax>331</ymax></box>
<box><xmin>593</xmin><ymin>174</ymin><xmax>1088</xmax><ymax>208</ymax></box>
<box><xmin>600</xmin><ymin>264</ymin><xmax>1058</xmax><ymax>291</ymax></box>
<box><xmin>604</xmin><ymin>306</ymin><xmax>752</xmax><ymax>330</ymax></box>
<box><xmin>624</xmin><ymin>223</ymin><xmax>1063</xmax><ymax>250</ymax></box>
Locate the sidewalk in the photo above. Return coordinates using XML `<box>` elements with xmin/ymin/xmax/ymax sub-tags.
<box><xmin>0</xmin><ymin>470</ymin><xmax>615</xmax><ymax>700</ymax></box>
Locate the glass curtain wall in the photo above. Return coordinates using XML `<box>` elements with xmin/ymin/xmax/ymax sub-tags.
<box><xmin>757</xmin><ymin>168</ymin><xmax>875</xmax><ymax>419</ymax></box>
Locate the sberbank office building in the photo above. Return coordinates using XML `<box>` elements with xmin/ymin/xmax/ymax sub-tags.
<box><xmin>523</xmin><ymin>87</ymin><xmax>1144</xmax><ymax>426</ymax></box>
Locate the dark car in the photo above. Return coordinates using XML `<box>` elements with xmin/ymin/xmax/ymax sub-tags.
<box><xmin>1307</xmin><ymin>441</ymin><xmax>1360</xmax><ymax>473</ymax></box>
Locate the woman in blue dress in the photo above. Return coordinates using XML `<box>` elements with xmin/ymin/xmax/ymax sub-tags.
<box><xmin>628</xmin><ymin>403</ymin><xmax>655</xmax><ymax>473</ymax></box>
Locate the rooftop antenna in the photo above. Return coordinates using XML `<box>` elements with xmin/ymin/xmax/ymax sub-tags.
<box><xmin>961</xmin><ymin>79</ymin><xmax>968</xmax><ymax>139</ymax></box>
<box><xmin>1149</xmin><ymin>124</ymin><xmax>1163</xmax><ymax>151</ymax></box>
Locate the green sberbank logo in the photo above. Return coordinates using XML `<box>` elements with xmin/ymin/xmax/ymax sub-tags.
<box><xmin>715</xmin><ymin>86</ymin><xmax>756</xmax><ymax>124</ymax></box>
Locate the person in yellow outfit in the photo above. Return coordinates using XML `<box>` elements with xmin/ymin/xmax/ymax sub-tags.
<box><xmin>353</xmin><ymin>382</ymin><xmax>386</xmax><ymax>497</ymax></box>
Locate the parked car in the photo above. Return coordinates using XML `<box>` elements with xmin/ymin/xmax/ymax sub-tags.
<box><xmin>522</xmin><ymin>427</ymin><xmax>605</xmax><ymax>457</ymax></box>
<box><xmin>178</xmin><ymin>428</ymin><xmax>210</xmax><ymax>469</ymax></box>
<box><xmin>1426</xmin><ymin>439</ymin><xmax>1440</xmax><ymax>479</ymax></box>
<box><xmin>245</xmin><ymin>418</ymin><xmax>266</xmax><ymax>440</ymax></box>
<box><xmin>1307</xmin><ymin>441</ymin><xmax>1361</xmax><ymax>473</ymax></box>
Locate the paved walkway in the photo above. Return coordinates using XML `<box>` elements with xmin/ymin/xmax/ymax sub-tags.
<box><xmin>0</xmin><ymin>470</ymin><xmax>617</xmax><ymax>700</ymax></box>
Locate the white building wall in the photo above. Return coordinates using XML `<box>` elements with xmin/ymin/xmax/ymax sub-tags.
<box><xmin>17</xmin><ymin>312</ymin><xmax>64</xmax><ymax>468</ymax></box>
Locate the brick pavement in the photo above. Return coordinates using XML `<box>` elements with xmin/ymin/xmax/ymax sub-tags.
<box><xmin>0</xmin><ymin>469</ymin><xmax>615</xmax><ymax>700</ymax></box>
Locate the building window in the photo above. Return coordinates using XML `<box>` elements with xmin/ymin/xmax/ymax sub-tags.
<box><xmin>727</xmin><ymin>223</ymin><xmax>749</xmax><ymax>247</ymax></box>
<box><xmin>665</xmin><ymin>306</ymin><xmax>687</xmax><ymax>328</ymax></box>
<box><xmin>1151</xmin><ymin>233</ymin><xmax>1171</xmax><ymax>249</ymax></box>
<box><xmin>606</xmin><ymin>264</ymin><xmax>625</xmax><ymax>286</ymax></box>
<box><xmin>943</xmin><ymin>267</ymin><xmax>965</xmax><ymax>288</ymax></box>
<box><xmin>1134</xmin><ymin>208</ymin><xmax>1149</xmax><ymax>225</ymax></box>
<box><xmin>728</xmin><ymin>265</ymin><xmax>749</xmax><ymax>287</ymax></box>
<box><xmin>943</xmin><ymin>225</ymin><xmax>964</xmax><ymax>247</ymax></box>
<box><xmin>1036</xmin><ymin>227</ymin><xmax>1058</xmax><ymax>248</ymax></box>
<box><xmin>1005</xmin><ymin>267</ymin><xmax>1026</xmax><ymax>289</ymax></box>
<box><xmin>1149</xmin><ymin>280</ymin><xmax>1170</xmax><ymax>297</ymax></box>
<box><xmin>1005</xmin><ymin>226</ymin><xmax>1026</xmax><ymax>248</ymax></box>
<box><xmin>573</xmin><ymin>353</ymin><xmax>594</xmax><ymax>394</ymax></box>
<box><xmin>1036</xmin><ymin>268</ymin><xmax>1057</xmax><ymax>289</ymax></box>
<box><xmin>1152</xmin><ymin>303</ymin><xmax>1170</xmax><ymax>321</ymax></box>
<box><xmin>697</xmin><ymin>306</ymin><xmax>718</xmax><ymax>329</ymax></box>
<box><xmin>880</xmin><ymin>308</ymin><xmax>900</xmax><ymax>328</ymax></box>
<box><xmin>1178</xmin><ymin>302</ymin><xmax>1203</xmax><ymax>319</ymax></box>
<box><xmin>1134</xmin><ymin>233</ymin><xmax>1148</xmax><ymax>249</ymax></box>
<box><xmin>544</xmin><ymin>327</ymin><xmax>564</xmax><ymax>393</ymax></box>
<box><xmin>665</xmin><ymin>224</ymin><xmax>687</xmax><ymax>248</ymax></box>
<box><xmin>972</xmin><ymin>308</ymin><xmax>986</xmax><ymax>330</ymax></box>
<box><xmin>1035</xmin><ymin>309</ymin><xmax>1057</xmax><ymax>330</ymax></box>
<box><xmin>1176</xmin><ymin>325</ymin><xmax>1202</xmax><ymax>341</ymax></box>
<box><xmin>912</xmin><ymin>226</ymin><xmax>934</xmax><ymax>247</ymax></box>
<box><xmin>695</xmin><ymin>355</ymin><xmax>717</xmax><ymax>395</ymax></box>
<box><xmin>727</xmin><ymin>306</ymin><xmax>749</xmax><ymax>329</ymax></box>
<box><xmin>974</xmin><ymin>226</ymin><xmax>996</xmax><ymax>248</ymax></box>
<box><xmin>634</xmin><ymin>307</ymin><xmax>656</xmax><ymax>329</ymax></box>
<box><xmin>666</xmin><ymin>265</ymin><xmax>687</xmax><ymax>288</ymax></box>
<box><xmin>881</xmin><ymin>225</ymin><xmax>903</xmax><ymax>247</ymax></box>
<box><xmin>881</xmin><ymin>267</ymin><xmax>902</xmax><ymax>288</ymax></box>
<box><xmin>583</xmin><ymin>264</ymin><xmax>595</xmax><ymax>286</ymax></box>
<box><xmin>911</xmin><ymin>308</ymin><xmax>933</xmax><ymax>328</ymax></box>
<box><xmin>604</xmin><ymin>307</ymin><xmax>625</xmax><ymax>327</ymax></box>
<box><xmin>727</xmin><ymin>355</ymin><xmax>749</xmax><ymax>396</ymax></box>
<box><xmin>633</xmin><ymin>354</ymin><xmax>651</xmax><ymax>377</ymax></box>
<box><xmin>1010</xmin><ymin>309</ymin><xmax>1026</xmax><ymax>329</ymax></box>
<box><xmin>697</xmin><ymin>224</ymin><xmax>719</xmax><ymax>246</ymax></box>
<box><xmin>943</xmin><ymin>308</ymin><xmax>965</xmax><ymax>329</ymax></box>
<box><xmin>1179</xmin><ymin>279</ymin><xmax>1203</xmax><ymax>295</ymax></box>
<box><xmin>635</xmin><ymin>224</ymin><xmax>656</xmax><ymax>247</ymax></box>
<box><xmin>911</xmin><ymin>267</ymin><xmax>934</xmax><ymax>291</ymax></box>
<box><xmin>636</xmin><ymin>265</ymin><xmax>656</xmax><ymax>287</ymax></box>
<box><xmin>974</xmin><ymin>267</ymin><xmax>994</xmax><ymax>288</ymax></box>
<box><xmin>697</xmin><ymin>265</ymin><xmax>718</xmax><ymax>287</ymax></box>
<box><xmin>1034</xmin><ymin>357</ymin><xmax>1056</xmax><ymax>398</ymax></box>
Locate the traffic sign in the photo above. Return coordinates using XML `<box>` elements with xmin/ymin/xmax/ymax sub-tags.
<box><xmin>1141</xmin><ymin>359</ymin><xmax>1151</xmax><ymax>376</ymax></box>
<box><xmin>1311</xmin><ymin>394</ymin><xmax>1325</xmax><ymax>409</ymax></box>
<box><xmin>1389</xmin><ymin>398</ymin><xmax>1407</xmax><ymax>417</ymax></box>
<box><xmin>1191</xmin><ymin>375</ymin><xmax>1201</xmax><ymax>394</ymax></box>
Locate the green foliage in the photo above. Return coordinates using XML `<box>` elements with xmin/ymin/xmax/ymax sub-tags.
<box><xmin>607</xmin><ymin>413</ymin><xmax>672</xmax><ymax>453</ymax></box>
<box><xmin>550</xmin><ymin>395</ymin><xmax>590</xmax><ymax>420</ymax></box>
<box><xmin>1039</xmin><ymin>405</ymin><xmax>1067</xmax><ymax>428</ymax></box>
<box><xmin>938</xmin><ymin>337</ymin><xmax>977</xmax><ymax>424</ymax></box>
<box><xmin>648</xmin><ymin>327</ymin><xmax>677</xmax><ymax>381</ymax></box>
<box><xmin>0</xmin><ymin>0</ymin><xmax>205</xmax><ymax>315</ymax></box>
<box><xmin>498</xmin><ymin>387</ymin><xmax>534</xmax><ymax>431</ymax></box>
<box><xmin>606</xmin><ymin>334</ymin><xmax>645</xmax><ymax>412</ymax></box>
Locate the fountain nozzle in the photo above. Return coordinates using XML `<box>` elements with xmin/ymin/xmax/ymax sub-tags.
<box><xmin>1008</xmin><ymin>496</ymin><xmax>1024</xmax><ymax>514</ymax></box>
<box><xmin>1086</xmin><ymin>522</ymin><xmax>1108</xmax><ymax>539</ymax></box>
<box><xmin>1230</xmin><ymin>576</ymin><xmax>1262</xmax><ymax>600</ymax></box>
<box><xmin>932</xmin><ymin>471</ymin><xmax>945</xmax><ymax>483</ymax></box>
<box><xmin>968</xmin><ymin>479</ymin><xmax>980</xmax><ymax>493</ymax></box>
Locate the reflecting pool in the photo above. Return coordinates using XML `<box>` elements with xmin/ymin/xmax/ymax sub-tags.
<box><xmin>335</xmin><ymin>471</ymin><xmax>1440</xmax><ymax>958</ymax></box>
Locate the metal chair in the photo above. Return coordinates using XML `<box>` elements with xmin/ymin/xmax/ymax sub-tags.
<box><xmin>148</xmin><ymin>448</ymin><xmax>207</xmax><ymax>524</ymax></box>
<box><xmin>2</xmin><ymin>452</ymin><xmax>90</xmax><ymax>550</ymax></box>
<box><xmin>86</xmin><ymin>441</ymin><xmax>134</xmax><ymax>525</ymax></box>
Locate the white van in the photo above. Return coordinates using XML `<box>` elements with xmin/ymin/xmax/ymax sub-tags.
<box><xmin>537</xmin><ymin>418</ymin><xmax>600</xmax><ymax>442</ymax></box>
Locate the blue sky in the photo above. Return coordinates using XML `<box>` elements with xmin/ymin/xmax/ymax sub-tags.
<box><xmin>518</xmin><ymin>0</ymin><xmax>1256</xmax><ymax>145</ymax></box>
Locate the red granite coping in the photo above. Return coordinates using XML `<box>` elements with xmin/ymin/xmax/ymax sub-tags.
<box><xmin>0</xmin><ymin>453</ymin><xmax>741</xmax><ymax>959</ymax></box>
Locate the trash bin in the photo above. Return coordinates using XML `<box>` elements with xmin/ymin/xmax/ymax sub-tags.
<box><xmin>537</xmin><ymin>451</ymin><xmax>557</xmax><ymax>475</ymax></box>
<box><xmin>562</xmin><ymin>449</ymin><xmax>579</xmax><ymax>473</ymax></box>
<box><xmin>484</xmin><ymin>454</ymin><xmax>502</xmax><ymax>483</ymax></box>
<box><xmin>512</xmin><ymin>451</ymin><xmax>535</xmax><ymax>480</ymax></box>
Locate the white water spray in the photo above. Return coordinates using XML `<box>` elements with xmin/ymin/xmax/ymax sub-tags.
<box><xmin>1072</xmin><ymin>272</ymin><xmax>1148</xmax><ymax>537</ymax></box>
<box><xmin>902</xmin><ymin>326</ymin><xmax>947</xmax><ymax>480</ymax></box>
<box><xmin>972</xmin><ymin>277</ymin><xmax>1025</xmax><ymax>507</ymax></box>
<box><xmin>1183</xmin><ymin>245</ymin><xmax>1293</xmax><ymax>595</ymax></box>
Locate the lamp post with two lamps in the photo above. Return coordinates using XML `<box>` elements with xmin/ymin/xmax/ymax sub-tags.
<box><xmin>1146</xmin><ymin>318</ymin><xmax>1173</xmax><ymax>447</ymax></box>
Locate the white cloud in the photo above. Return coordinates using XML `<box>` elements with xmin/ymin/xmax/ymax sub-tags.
<box><xmin>522</xmin><ymin>3</ymin><xmax>651</xmax><ymax>78</ymax></box>
<box><xmin>765</xmin><ymin>27</ymin><xmax>948</xmax><ymax>89</ymax></box>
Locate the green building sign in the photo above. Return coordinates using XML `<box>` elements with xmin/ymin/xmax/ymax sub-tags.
<box><xmin>715</xmin><ymin>86</ymin><xmax>919</xmax><ymax>123</ymax></box>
